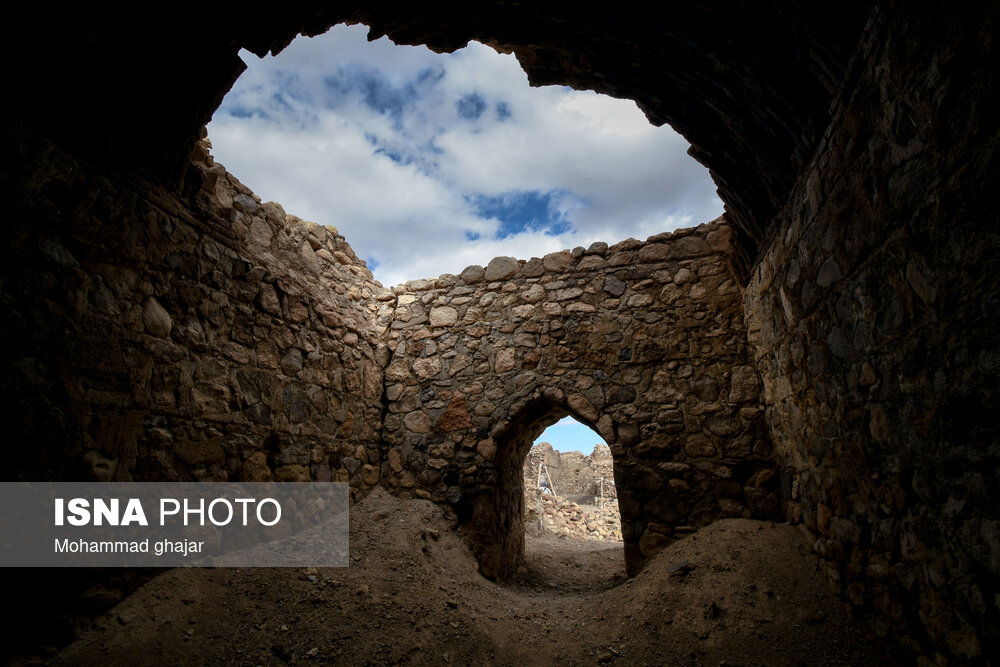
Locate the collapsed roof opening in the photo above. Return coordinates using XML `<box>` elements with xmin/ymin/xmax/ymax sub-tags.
<box><xmin>206</xmin><ymin>23</ymin><xmax>723</xmax><ymax>287</ymax></box>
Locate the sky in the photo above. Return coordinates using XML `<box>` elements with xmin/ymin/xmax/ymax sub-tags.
<box><xmin>207</xmin><ymin>24</ymin><xmax>724</xmax><ymax>287</ymax></box>
<box><xmin>537</xmin><ymin>417</ymin><xmax>605</xmax><ymax>454</ymax></box>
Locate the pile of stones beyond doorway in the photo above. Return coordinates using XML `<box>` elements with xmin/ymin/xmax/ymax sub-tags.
<box><xmin>527</xmin><ymin>493</ymin><xmax>622</xmax><ymax>542</ymax></box>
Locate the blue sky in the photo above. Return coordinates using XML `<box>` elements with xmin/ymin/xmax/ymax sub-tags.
<box><xmin>537</xmin><ymin>417</ymin><xmax>606</xmax><ymax>454</ymax></box>
<box><xmin>208</xmin><ymin>24</ymin><xmax>723</xmax><ymax>286</ymax></box>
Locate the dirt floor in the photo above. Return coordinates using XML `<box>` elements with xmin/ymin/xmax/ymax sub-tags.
<box><xmin>45</xmin><ymin>489</ymin><xmax>891</xmax><ymax>666</ymax></box>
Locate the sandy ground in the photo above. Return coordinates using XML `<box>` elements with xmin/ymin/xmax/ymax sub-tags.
<box><xmin>43</xmin><ymin>489</ymin><xmax>890</xmax><ymax>666</ymax></box>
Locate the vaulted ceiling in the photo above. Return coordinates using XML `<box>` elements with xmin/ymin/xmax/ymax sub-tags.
<box><xmin>3</xmin><ymin>2</ymin><xmax>872</xmax><ymax>277</ymax></box>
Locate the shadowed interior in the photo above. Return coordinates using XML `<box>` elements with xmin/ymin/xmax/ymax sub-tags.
<box><xmin>1</xmin><ymin>3</ymin><xmax>997</xmax><ymax>662</ymax></box>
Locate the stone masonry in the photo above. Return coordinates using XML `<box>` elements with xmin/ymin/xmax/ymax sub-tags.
<box><xmin>4</xmin><ymin>3</ymin><xmax>998</xmax><ymax>661</ymax></box>
<box><xmin>743</xmin><ymin>6</ymin><xmax>1000</xmax><ymax>659</ymax></box>
<box><xmin>2</xmin><ymin>132</ymin><xmax>388</xmax><ymax>499</ymax></box>
<box><xmin>1</xmin><ymin>124</ymin><xmax>778</xmax><ymax>581</ymax></box>
<box><xmin>379</xmin><ymin>218</ymin><xmax>780</xmax><ymax>578</ymax></box>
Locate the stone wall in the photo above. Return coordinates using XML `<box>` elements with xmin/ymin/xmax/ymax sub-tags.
<box><xmin>744</xmin><ymin>4</ymin><xmax>1000</xmax><ymax>661</ymax></box>
<box><xmin>379</xmin><ymin>220</ymin><xmax>780</xmax><ymax>578</ymax></box>
<box><xmin>1</xmin><ymin>120</ymin><xmax>780</xmax><ymax>574</ymax></box>
<box><xmin>4</xmin><ymin>3</ymin><xmax>998</xmax><ymax>660</ymax></box>
<box><xmin>1</xmin><ymin>126</ymin><xmax>386</xmax><ymax>497</ymax></box>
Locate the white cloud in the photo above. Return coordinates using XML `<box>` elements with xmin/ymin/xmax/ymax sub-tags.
<box><xmin>208</xmin><ymin>24</ymin><xmax>723</xmax><ymax>287</ymax></box>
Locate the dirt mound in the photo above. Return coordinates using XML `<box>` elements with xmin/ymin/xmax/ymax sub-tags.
<box><xmin>598</xmin><ymin>519</ymin><xmax>881</xmax><ymax>665</ymax></box>
<box><xmin>51</xmin><ymin>493</ymin><xmax>888</xmax><ymax>666</ymax></box>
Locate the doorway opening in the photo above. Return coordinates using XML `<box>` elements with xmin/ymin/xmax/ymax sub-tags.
<box><xmin>489</xmin><ymin>402</ymin><xmax>626</xmax><ymax>593</ymax></box>
<box><xmin>523</xmin><ymin>416</ymin><xmax>621</xmax><ymax>542</ymax></box>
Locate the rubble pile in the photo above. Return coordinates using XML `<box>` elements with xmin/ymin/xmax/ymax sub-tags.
<box><xmin>527</xmin><ymin>493</ymin><xmax>622</xmax><ymax>542</ymax></box>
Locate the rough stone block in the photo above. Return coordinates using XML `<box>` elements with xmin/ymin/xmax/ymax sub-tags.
<box><xmin>142</xmin><ymin>297</ymin><xmax>172</xmax><ymax>338</ymax></box>
<box><xmin>484</xmin><ymin>256</ymin><xmax>519</xmax><ymax>281</ymax></box>
<box><xmin>173</xmin><ymin>438</ymin><xmax>225</xmax><ymax>466</ymax></box>
<box><xmin>459</xmin><ymin>264</ymin><xmax>485</xmax><ymax>283</ymax></box>
<box><xmin>429</xmin><ymin>306</ymin><xmax>459</xmax><ymax>327</ymax></box>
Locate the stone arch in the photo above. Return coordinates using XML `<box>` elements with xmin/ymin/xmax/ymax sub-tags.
<box><xmin>477</xmin><ymin>392</ymin><xmax>609</xmax><ymax>579</ymax></box>
<box><xmin>381</xmin><ymin>221</ymin><xmax>782</xmax><ymax>580</ymax></box>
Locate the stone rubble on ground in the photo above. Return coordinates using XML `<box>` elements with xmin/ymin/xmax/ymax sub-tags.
<box><xmin>526</xmin><ymin>493</ymin><xmax>622</xmax><ymax>542</ymax></box>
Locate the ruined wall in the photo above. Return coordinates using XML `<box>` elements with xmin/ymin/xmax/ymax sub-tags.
<box><xmin>745</xmin><ymin>4</ymin><xmax>1000</xmax><ymax>662</ymax></box>
<box><xmin>590</xmin><ymin>443</ymin><xmax>616</xmax><ymax>498</ymax></box>
<box><xmin>522</xmin><ymin>442</ymin><xmax>618</xmax><ymax>501</ymax></box>
<box><xmin>3</xmin><ymin>3</ymin><xmax>997</xmax><ymax>661</ymax></box>
<box><xmin>380</xmin><ymin>220</ymin><xmax>780</xmax><ymax>578</ymax></box>
<box><xmin>1</xmin><ymin>125</ymin><xmax>386</xmax><ymax>496</ymax></box>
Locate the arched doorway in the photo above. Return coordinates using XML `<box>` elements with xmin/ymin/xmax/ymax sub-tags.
<box><xmin>485</xmin><ymin>395</ymin><xmax>615</xmax><ymax>579</ymax></box>
<box><xmin>512</xmin><ymin>416</ymin><xmax>627</xmax><ymax>592</ymax></box>
<box><xmin>523</xmin><ymin>417</ymin><xmax>619</xmax><ymax>540</ymax></box>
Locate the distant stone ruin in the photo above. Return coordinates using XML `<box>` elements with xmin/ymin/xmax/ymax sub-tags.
<box><xmin>522</xmin><ymin>442</ymin><xmax>617</xmax><ymax>502</ymax></box>
<box><xmin>522</xmin><ymin>442</ymin><xmax>623</xmax><ymax>542</ymax></box>
<box><xmin>527</xmin><ymin>494</ymin><xmax>623</xmax><ymax>542</ymax></box>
